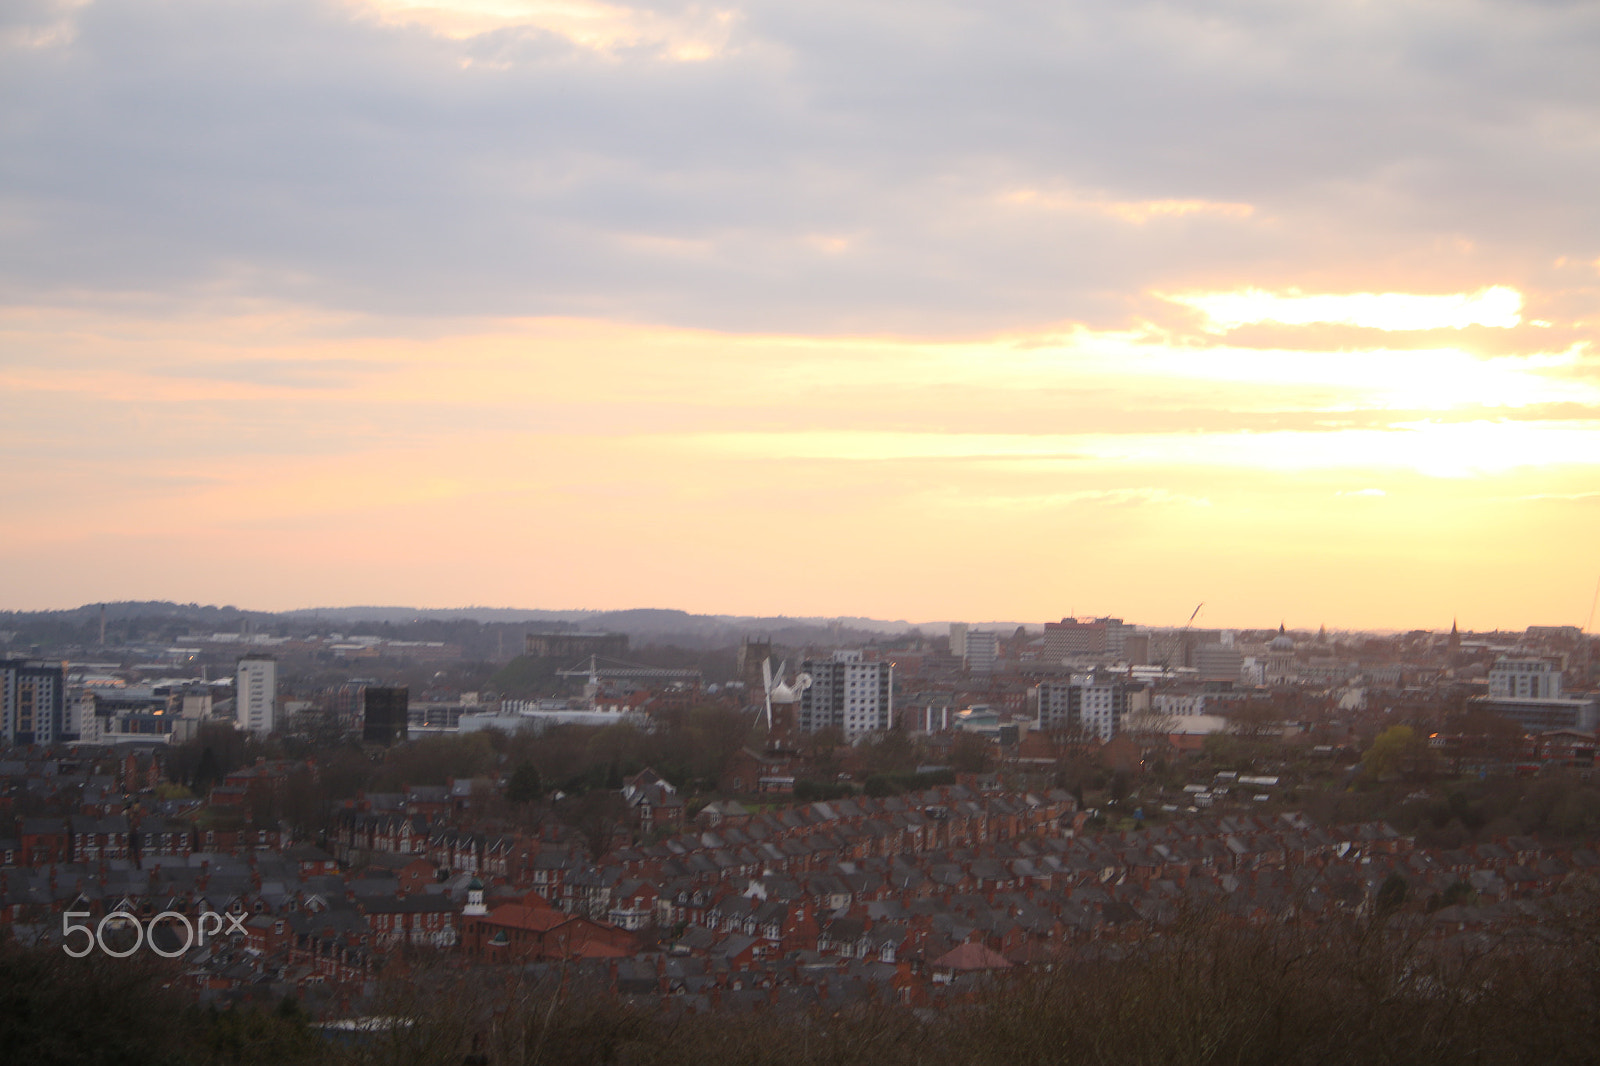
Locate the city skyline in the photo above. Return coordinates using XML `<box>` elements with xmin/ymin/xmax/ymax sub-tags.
<box><xmin>4</xmin><ymin>1</ymin><xmax>1599</xmax><ymax>630</ymax></box>
<box><xmin>0</xmin><ymin>596</ymin><xmax>1580</xmax><ymax>640</ymax></box>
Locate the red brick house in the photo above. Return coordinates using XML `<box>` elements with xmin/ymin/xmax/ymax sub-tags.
<box><xmin>461</xmin><ymin>896</ymin><xmax>636</xmax><ymax>962</ymax></box>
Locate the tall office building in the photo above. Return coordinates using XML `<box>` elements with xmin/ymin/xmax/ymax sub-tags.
<box><xmin>798</xmin><ymin>650</ymin><xmax>893</xmax><ymax>740</ymax></box>
<box><xmin>1043</xmin><ymin>617</ymin><xmax>1139</xmax><ymax>662</ymax></box>
<box><xmin>1</xmin><ymin>659</ymin><xmax>68</xmax><ymax>745</ymax></box>
<box><xmin>965</xmin><ymin>631</ymin><xmax>999</xmax><ymax>674</ymax></box>
<box><xmin>1196</xmin><ymin>642</ymin><xmax>1246</xmax><ymax>684</ymax></box>
<box><xmin>361</xmin><ymin>686</ymin><xmax>410</xmax><ymax>746</ymax></box>
<box><xmin>949</xmin><ymin>623</ymin><xmax>968</xmax><ymax>659</ymax></box>
<box><xmin>1043</xmin><ymin>618</ymin><xmax>1104</xmax><ymax>660</ymax></box>
<box><xmin>235</xmin><ymin>656</ymin><xmax>277</xmax><ymax>736</ymax></box>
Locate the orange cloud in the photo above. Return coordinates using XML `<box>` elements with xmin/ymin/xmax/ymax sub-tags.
<box><xmin>2</xmin><ymin>303</ymin><xmax>1597</xmax><ymax>627</ymax></box>
<box><xmin>1166</xmin><ymin>285</ymin><xmax>1524</xmax><ymax>332</ymax></box>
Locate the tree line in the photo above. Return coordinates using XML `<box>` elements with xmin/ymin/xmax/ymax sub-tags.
<box><xmin>9</xmin><ymin>889</ymin><xmax>1600</xmax><ymax>1065</ymax></box>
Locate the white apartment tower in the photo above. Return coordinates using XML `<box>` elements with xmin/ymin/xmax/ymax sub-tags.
<box><xmin>798</xmin><ymin>650</ymin><xmax>894</xmax><ymax>740</ymax></box>
<box><xmin>235</xmin><ymin>656</ymin><xmax>277</xmax><ymax>736</ymax></box>
<box><xmin>965</xmin><ymin>630</ymin><xmax>999</xmax><ymax>674</ymax></box>
<box><xmin>1037</xmin><ymin>674</ymin><xmax>1128</xmax><ymax>742</ymax></box>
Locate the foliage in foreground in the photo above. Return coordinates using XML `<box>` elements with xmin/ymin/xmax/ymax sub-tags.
<box><xmin>8</xmin><ymin>900</ymin><xmax>1600</xmax><ymax>1066</ymax></box>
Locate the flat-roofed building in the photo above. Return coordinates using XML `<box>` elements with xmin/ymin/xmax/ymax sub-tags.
<box><xmin>524</xmin><ymin>632</ymin><xmax>629</xmax><ymax>660</ymax></box>
<box><xmin>362</xmin><ymin>686</ymin><xmax>410</xmax><ymax>746</ymax></box>
<box><xmin>1195</xmin><ymin>642</ymin><xmax>1245</xmax><ymax>684</ymax></box>
<box><xmin>2</xmin><ymin>659</ymin><xmax>68</xmax><ymax>745</ymax></box>
<box><xmin>1471</xmin><ymin>694</ymin><xmax>1598</xmax><ymax>734</ymax></box>
<box><xmin>236</xmin><ymin>656</ymin><xmax>277</xmax><ymax>736</ymax></box>
<box><xmin>1489</xmin><ymin>657</ymin><xmax>1562</xmax><ymax>699</ymax></box>
<box><xmin>1042</xmin><ymin>617</ymin><xmax>1139</xmax><ymax>663</ymax></box>
<box><xmin>964</xmin><ymin>631</ymin><xmax>999</xmax><ymax>674</ymax></box>
<box><xmin>798</xmin><ymin>650</ymin><xmax>893</xmax><ymax>739</ymax></box>
<box><xmin>1037</xmin><ymin>673</ymin><xmax>1129</xmax><ymax>741</ymax></box>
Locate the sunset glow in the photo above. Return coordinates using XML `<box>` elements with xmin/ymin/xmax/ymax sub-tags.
<box><xmin>354</xmin><ymin>0</ymin><xmax>736</xmax><ymax>57</ymax></box>
<box><xmin>1168</xmin><ymin>286</ymin><xmax>1526</xmax><ymax>332</ymax></box>
<box><xmin>3</xmin><ymin>0</ymin><xmax>1599</xmax><ymax>629</ymax></box>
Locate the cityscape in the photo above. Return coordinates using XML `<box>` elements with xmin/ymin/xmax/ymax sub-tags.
<box><xmin>5</xmin><ymin>0</ymin><xmax>1600</xmax><ymax>1062</ymax></box>
<box><xmin>4</xmin><ymin>603</ymin><xmax>1600</xmax><ymax>1060</ymax></box>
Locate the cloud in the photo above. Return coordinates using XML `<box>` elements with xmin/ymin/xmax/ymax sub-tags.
<box><xmin>940</xmin><ymin>486</ymin><xmax>1214</xmax><ymax>510</ymax></box>
<box><xmin>4</xmin><ymin>2</ymin><xmax>1600</xmax><ymax>626</ymax></box>
<box><xmin>0</xmin><ymin>0</ymin><xmax>88</xmax><ymax>49</ymax></box>
<box><xmin>1</xmin><ymin>1</ymin><xmax>1598</xmax><ymax>333</ymax></box>
<box><xmin>1002</xmin><ymin>188</ymin><xmax>1256</xmax><ymax>226</ymax></box>
<box><xmin>354</xmin><ymin>0</ymin><xmax>739</xmax><ymax>61</ymax></box>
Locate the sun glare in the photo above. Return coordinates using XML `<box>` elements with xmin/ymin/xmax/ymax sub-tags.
<box><xmin>671</xmin><ymin>418</ymin><xmax>1600</xmax><ymax>479</ymax></box>
<box><xmin>354</xmin><ymin>0</ymin><xmax>734</xmax><ymax>58</ymax></box>
<box><xmin>1115</xmin><ymin>343</ymin><xmax>1595</xmax><ymax>411</ymax></box>
<box><xmin>1168</xmin><ymin>285</ymin><xmax>1524</xmax><ymax>332</ymax></box>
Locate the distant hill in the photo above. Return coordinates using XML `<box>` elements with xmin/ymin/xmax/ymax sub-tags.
<box><xmin>274</xmin><ymin>605</ymin><xmax>935</xmax><ymax>649</ymax></box>
<box><xmin>0</xmin><ymin>600</ymin><xmax>950</xmax><ymax>656</ymax></box>
<box><xmin>277</xmin><ymin>606</ymin><xmax>589</xmax><ymax>625</ymax></box>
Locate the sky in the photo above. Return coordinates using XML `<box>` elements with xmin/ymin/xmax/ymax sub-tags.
<box><xmin>2</xmin><ymin>0</ymin><xmax>1599</xmax><ymax>631</ymax></box>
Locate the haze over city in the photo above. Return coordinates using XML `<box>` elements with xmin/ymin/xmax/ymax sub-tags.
<box><xmin>4</xmin><ymin>1</ymin><xmax>1599</xmax><ymax>629</ymax></box>
<box><xmin>11</xmin><ymin>6</ymin><xmax>1600</xmax><ymax>1061</ymax></box>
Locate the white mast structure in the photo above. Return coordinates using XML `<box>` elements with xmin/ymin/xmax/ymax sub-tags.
<box><xmin>760</xmin><ymin>657</ymin><xmax>810</xmax><ymax>732</ymax></box>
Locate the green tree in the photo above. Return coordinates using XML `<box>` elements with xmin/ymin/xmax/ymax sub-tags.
<box><xmin>860</xmin><ymin>730</ymin><xmax>919</xmax><ymax>776</ymax></box>
<box><xmin>506</xmin><ymin>761</ymin><xmax>543</xmax><ymax>805</ymax></box>
<box><xmin>949</xmin><ymin>732</ymin><xmax>995</xmax><ymax>774</ymax></box>
<box><xmin>1361</xmin><ymin>725</ymin><xmax>1418</xmax><ymax>782</ymax></box>
<box><xmin>864</xmin><ymin>774</ymin><xmax>895</xmax><ymax>797</ymax></box>
<box><xmin>557</xmin><ymin>789</ymin><xmax>629</xmax><ymax>859</ymax></box>
<box><xmin>193</xmin><ymin>745</ymin><xmax>223</xmax><ymax>792</ymax></box>
<box><xmin>0</xmin><ymin>939</ymin><xmax>202</xmax><ymax>1066</ymax></box>
<box><xmin>1376</xmin><ymin>872</ymin><xmax>1409</xmax><ymax>916</ymax></box>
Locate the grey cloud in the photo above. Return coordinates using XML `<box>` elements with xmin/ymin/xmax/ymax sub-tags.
<box><xmin>1</xmin><ymin>0</ymin><xmax>1597</xmax><ymax>333</ymax></box>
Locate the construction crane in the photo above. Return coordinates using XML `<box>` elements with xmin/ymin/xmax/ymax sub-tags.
<box><xmin>554</xmin><ymin>654</ymin><xmax>702</xmax><ymax>684</ymax></box>
<box><xmin>1157</xmin><ymin>602</ymin><xmax>1204</xmax><ymax>673</ymax></box>
<box><xmin>555</xmin><ymin>655</ymin><xmax>702</xmax><ymax>707</ymax></box>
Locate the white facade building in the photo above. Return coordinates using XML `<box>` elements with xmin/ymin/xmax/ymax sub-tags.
<box><xmin>1037</xmin><ymin>674</ymin><xmax>1128</xmax><ymax>742</ymax></box>
<box><xmin>1476</xmin><ymin>657</ymin><xmax>1593</xmax><ymax>732</ymax></box>
<box><xmin>1489</xmin><ymin>658</ymin><xmax>1562</xmax><ymax>700</ymax></box>
<box><xmin>1152</xmin><ymin>689</ymin><xmax>1208</xmax><ymax>718</ymax></box>
<box><xmin>964</xmin><ymin>630</ymin><xmax>998</xmax><ymax>674</ymax></box>
<box><xmin>798</xmin><ymin>650</ymin><xmax>894</xmax><ymax>739</ymax></box>
<box><xmin>235</xmin><ymin>656</ymin><xmax>277</xmax><ymax>736</ymax></box>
